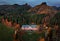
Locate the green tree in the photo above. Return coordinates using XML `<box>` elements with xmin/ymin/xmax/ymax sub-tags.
<box><xmin>50</xmin><ymin>12</ymin><xmax>60</xmax><ymax>25</ymax></box>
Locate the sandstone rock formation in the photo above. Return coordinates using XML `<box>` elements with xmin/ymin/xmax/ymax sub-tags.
<box><xmin>28</xmin><ymin>2</ymin><xmax>58</xmax><ymax>15</ymax></box>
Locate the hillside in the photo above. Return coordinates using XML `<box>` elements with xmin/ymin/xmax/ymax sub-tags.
<box><xmin>28</xmin><ymin>2</ymin><xmax>59</xmax><ymax>15</ymax></box>
<box><xmin>0</xmin><ymin>3</ymin><xmax>31</xmax><ymax>16</ymax></box>
<box><xmin>0</xmin><ymin>2</ymin><xmax>60</xmax><ymax>26</ymax></box>
<box><xmin>28</xmin><ymin>2</ymin><xmax>60</xmax><ymax>25</ymax></box>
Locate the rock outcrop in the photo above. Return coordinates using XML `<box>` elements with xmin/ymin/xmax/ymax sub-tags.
<box><xmin>28</xmin><ymin>2</ymin><xmax>58</xmax><ymax>15</ymax></box>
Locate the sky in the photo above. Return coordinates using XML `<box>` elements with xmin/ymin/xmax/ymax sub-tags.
<box><xmin>0</xmin><ymin>0</ymin><xmax>60</xmax><ymax>7</ymax></box>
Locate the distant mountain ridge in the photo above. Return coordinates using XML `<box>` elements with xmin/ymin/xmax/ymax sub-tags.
<box><xmin>0</xmin><ymin>3</ymin><xmax>31</xmax><ymax>16</ymax></box>
<box><xmin>28</xmin><ymin>2</ymin><xmax>60</xmax><ymax>14</ymax></box>
<box><xmin>0</xmin><ymin>2</ymin><xmax>60</xmax><ymax>15</ymax></box>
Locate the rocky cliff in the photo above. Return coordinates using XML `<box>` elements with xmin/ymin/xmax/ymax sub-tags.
<box><xmin>28</xmin><ymin>2</ymin><xmax>58</xmax><ymax>15</ymax></box>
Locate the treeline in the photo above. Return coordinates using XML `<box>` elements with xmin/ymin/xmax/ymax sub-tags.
<box><xmin>3</xmin><ymin>12</ymin><xmax>47</xmax><ymax>25</ymax></box>
<box><xmin>50</xmin><ymin>12</ymin><xmax>60</xmax><ymax>26</ymax></box>
<box><xmin>1</xmin><ymin>12</ymin><xmax>60</xmax><ymax>27</ymax></box>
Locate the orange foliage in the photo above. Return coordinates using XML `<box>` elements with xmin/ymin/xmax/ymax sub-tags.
<box><xmin>1</xmin><ymin>18</ymin><xmax>20</xmax><ymax>28</ymax></box>
<box><xmin>39</xmin><ymin>38</ymin><xmax>45</xmax><ymax>41</ymax></box>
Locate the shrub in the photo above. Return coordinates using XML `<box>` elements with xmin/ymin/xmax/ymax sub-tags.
<box><xmin>0</xmin><ymin>23</ymin><xmax>14</xmax><ymax>41</ymax></box>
